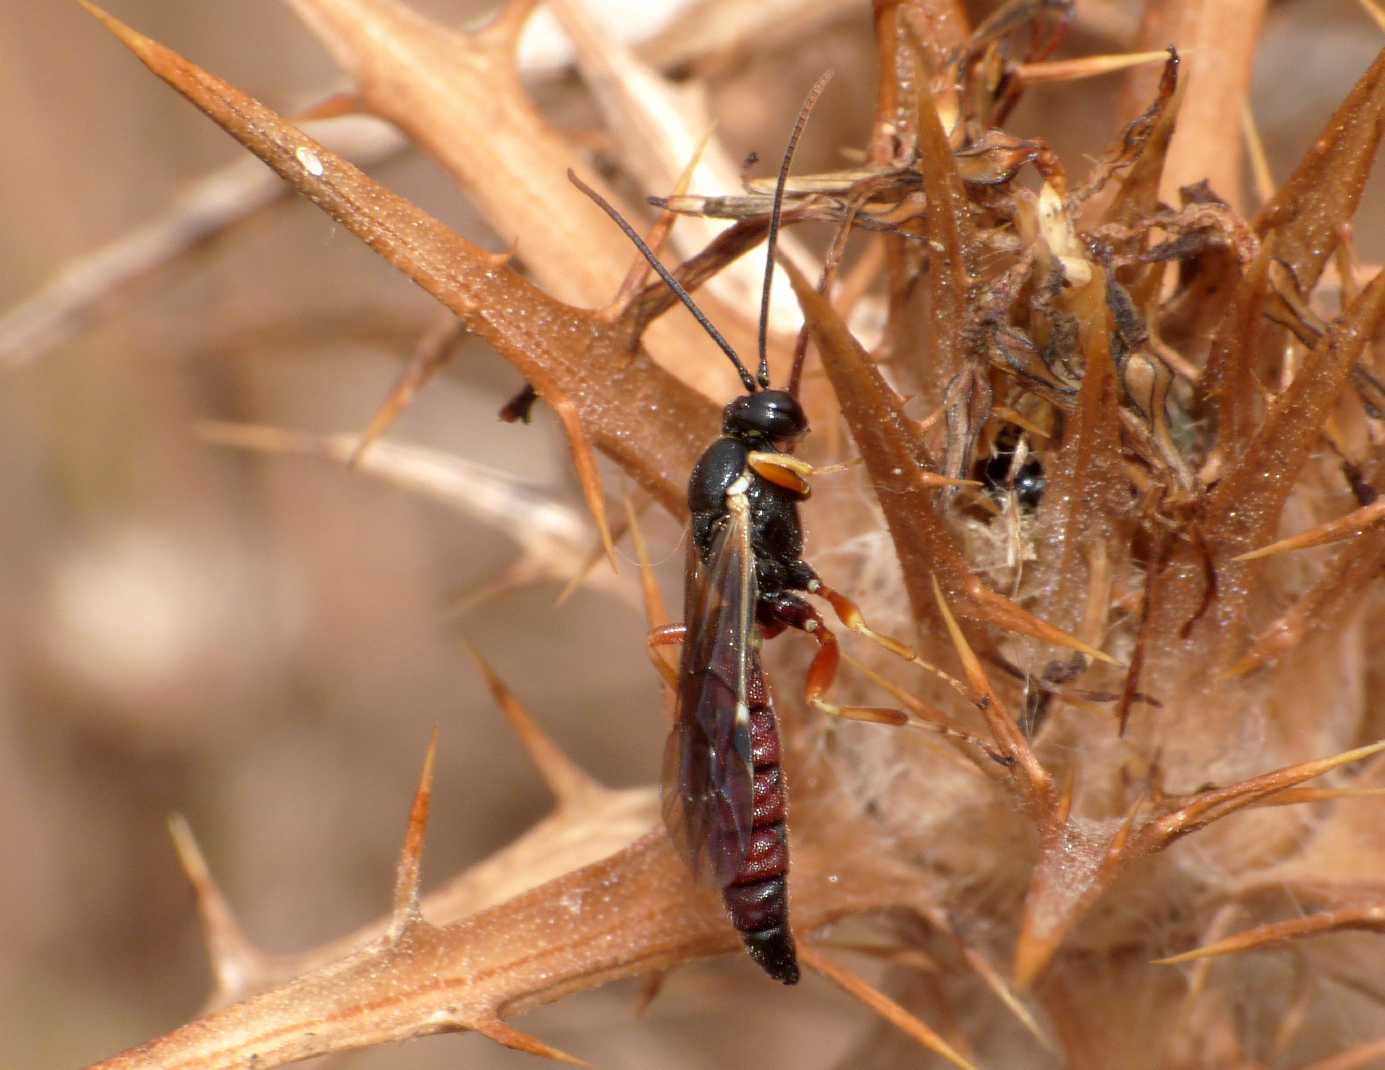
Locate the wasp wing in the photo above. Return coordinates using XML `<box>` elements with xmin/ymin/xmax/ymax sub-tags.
<box><xmin>662</xmin><ymin>503</ymin><xmax>757</xmax><ymax>889</ymax></box>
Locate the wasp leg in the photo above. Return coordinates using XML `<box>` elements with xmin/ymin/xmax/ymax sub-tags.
<box><xmin>808</xmin><ymin>577</ymin><xmax>918</xmax><ymax>661</ymax></box>
<box><xmin>747</xmin><ymin>452</ymin><xmax>813</xmax><ymax>497</ymax></box>
<box><xmin>758</xmin><ymin>594</ymin><xmax>906</xmax><ymax>727</ymax></box>
<box><xmin>761</xmin><ymin>593</ymin><xmax>1012</xmax><ymax>764</ymax></box>
<box><xmin>647</xmin><ymin>623</ymin><xmax>686</xmax><ymax>691</ymax></box>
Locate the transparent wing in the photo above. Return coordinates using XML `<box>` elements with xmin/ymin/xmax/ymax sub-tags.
<box><xmin>661</xmin><ymin>507</ymin><xmax>757</xmax><ymax>889</ymax></box>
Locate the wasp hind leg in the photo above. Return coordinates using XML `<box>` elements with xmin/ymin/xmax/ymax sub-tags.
<box><xmin>762</xmin><ymin>590</ymin><xmax>1011</xmax><ymax>764</ymax></box>
<box><xmin>805</xmin><ymin>575</ymin><xmax>918</xmax><ymax>662</ymax></box>
<box><xmin>758</xmin><ymin>593</ymin><xmax>907</xmax><ymax>727</ymax></box>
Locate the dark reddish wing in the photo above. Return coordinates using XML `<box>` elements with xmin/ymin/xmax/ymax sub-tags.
<box><xmin>662</xmin><ymin>508</ymin><xmax>757</xmax><ymax>888</ymax></box>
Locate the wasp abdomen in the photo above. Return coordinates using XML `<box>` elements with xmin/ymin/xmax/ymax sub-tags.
<box><xmin>725</xmin><ymin>700</ymin><xmax>798</xmax><ymax>984</ymax></box>
<box><xmin>748</xmin><ymin>708</ymin><xmax>780</xmax><ymax>765</ymax></box>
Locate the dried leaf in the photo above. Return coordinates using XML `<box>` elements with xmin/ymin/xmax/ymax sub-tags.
<box><xmin>909</xmin><ymin>75</ymin><xmax>978</xmax><ymax>390</ymax></box>
<box><xmin>1205</xmin><ymin>268</ymin><xmax>1385</xmax><ymax>561</ymax></box>
<box><xmin>1199</xmin><ymin>240</ymin><xmax>1272</xmax><ymax>456</ymax></box>
<box><xmin>1256</xmin><ymin>46</ymin><xmax>1385</xmax><ymax>295</ymax></box>
<box><xmin>784</xmin><ymin>256</ymin><xmax>1114</xmax><ymax>664</ymax></box>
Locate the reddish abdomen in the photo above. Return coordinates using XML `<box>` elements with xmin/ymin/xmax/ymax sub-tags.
<box><xmin>724</xmin><ymin>704</ymin><xmax>798</xmax><ymax>984</ymax></box>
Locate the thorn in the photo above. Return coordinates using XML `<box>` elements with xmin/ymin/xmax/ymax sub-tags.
<box><xmin>815</xmin><ymin>940</ymin><xmax>942</xmax><ymax>973</ymax></box>
<box><xmin>1152</xmin><ymin>904</ymin><xmax>1385</xmax><ymax>966</ymax></box>
<box><xmin>552</xmin><ymin>543</ymin><xmax>615</xmax><ymax>608</ymax></box>
<box><xmin>474</xmin><ymin>1017</ymin><xmax>591</xmax><ymax>1067</ymax></box>
<box><xmin>390</xmin><ymin>728</ymin><xmax>438</xmax><ymax>940</ymax></box>
<box><xmin>1178</xmin><ymin>904</ymin><xmax>1244</xmax><ymax>1002</ymax></box>
<box><xmin>634</xmin><ymin>971</ymin><xmax>666</xmax><ymax>1017</ymax></box>
<box><xmin>167</xmin><ymin>813</ymin><xmax>263</xmax><ymax>999</ymax></box>
<box><xmin>609</xmin><ymin>124</ymin><xmax>717</xmax><ymax>315</ymax></box>
<box><xmin>799</xmin><ymin>943</ymin><xmax>978</xmax><ymax>1070</ymax></box>
<box><xmin>1102</xmin><ymin>801</ymin><xmax>1140</xmax><ymax>866</ymax></box>
<box><xmin>1268</xmin><ymin>956</ymin><xmax>1315</xmax><ymax>1063</ymax></box>
<box><xmin>1016</xmin><ymin>49</ymin><xmax>1175</xmax><ymax>84</ymax></box>
<box><xmin>463</xmin><ymin>641</ymin><xmax>604</xmax><ymax>807</ymax></box>
<box><xmin>991</xmin><ymin>406</ymin><xmax>1051</xmax><ymax>439</ymax></box>
<box><xmin>1147</xmin><ymin>739</ymin><xmax>1385</xmax><ymax>847</ymax></box>
<box><xmin>1241</xmin><ymin>101</ymin><xmax>1276</xmax><ymax>209</ymax></box>
<box><xmin>1257</xmin><ymin>786</ymin><xmax>1385</xmax><ymax>806</ymax></box>
<box><xmin>1055</xmin><ymin>764</ymin><xmax>1077</xmax><ymax>827</ymax></box>
<box><xmin>1232</xmin><ymin>496</ymin><xmax>1385</xmax><ymax>561</ymax></box>
<box><xmin>838</xmin><ymin>651</ymin><xmax>1003</xmax><ymax>768</ymax></box>
<box><xmin>972</xmin><ymin>580</ymin><xmax>1119</xmax><ymax>665</ymax></box>
<box><xmin>349</xmin><ymin>312</ymin><xmax>466</xmax><ymax>469</ymax></box>
<box><xmin>448</xmin><ymin>557</ymin><xmax>552</xmax><ymax>618</ymax></box>
<box><xmin>475</xmin><ymin>0</ymin><xmax>545</xmax><ymax>53</ymax></box>
<box><xmin>487</xmin><ymin>244</ymin><xmax>518</xmax><ymax>268</ymax></box>
<box><xmin>554</xmin><ymin>497</ymin><xmax>640</xmax><ymax>608</ymax></box>
<box><xmin>546</xmin><ymin>389</ymin><xmax>618</xmax><ymax>573</ymax></box>
<box><xmin>1357</xmin><ymin>0</ymin><xmax>1385</xmax><ymax>34</ymax></box>
<box><xmin>1011</xmin><ymin>923</ymin><xmax>1061</xmax><ymax>995</ymax></box>
<box><xmin>957</xmin><ymin>943</ymin><xmax>1056</xmax><ymax>1054</ymax></box>
<box><xmin>293</xmin><ymin>91</ymin><xmax>365</xmax><ymax>122</ymax></box>
<box><xmin>78</xmin><ymin>0</ymin><xmax>160</xmax><ymax>57</ymax></box>
<box><xmin>930</xmin><ymin>577</ymin><xmax>990</xmax><ymax>699</ymax></box>
<box><xmin>199</xmin><ymin>423</ymin><xmax>599</xmax><ymax>601</ymax></box>
<box><xmin>624</xmin><ymin>493</ymin><xmax>669</xmax><ymax>629</ymax></box>
<box><xmin>1293</xmin><ymin>1032</ymin><xmax>1385</xmax><ymax>1070</ymax></box>
<box><xmin>930</xmin><ymin>573</ymin><xmax>1051</xmax><ymax>802</ymax></box>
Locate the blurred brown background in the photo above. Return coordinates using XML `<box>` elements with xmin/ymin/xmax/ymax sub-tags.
<box><xmin>2</xmin><ymin>1</ymin><xmax>1381</xmax><ymax>1067</ymax></box>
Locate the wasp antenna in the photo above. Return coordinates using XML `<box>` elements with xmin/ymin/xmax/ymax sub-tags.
<box><xmin>566</xmin><ymin>169</ymin><xmax>756</xmax><ymax>394</ymax></box>
<box><xmin>759</xmin><ymin>69</ymin><xmax>834</xmax><ymax>392</ymax></box>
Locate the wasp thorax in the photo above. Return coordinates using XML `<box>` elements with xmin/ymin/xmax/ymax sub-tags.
<box><xmin>723</xmin><ymin>389</ymin><xmax>808</xmax><ymax>444</ymax></box>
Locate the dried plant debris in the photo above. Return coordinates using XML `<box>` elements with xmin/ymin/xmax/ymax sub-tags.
<box><xmin>56</xmin><ymin>0</ymin><xmax>1385</xmax><ymax>1067</ymax></box>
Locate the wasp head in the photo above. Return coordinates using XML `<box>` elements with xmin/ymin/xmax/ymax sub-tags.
<box><xmin>723</xmin><ymin>389</ymin><xmax>808</xmax><ymax>447</ymax></box>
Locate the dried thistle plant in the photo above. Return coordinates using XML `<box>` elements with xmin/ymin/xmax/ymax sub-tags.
<box><xmin>9</xmin><ymin>1</ymin><xmax>1385</xmax><ymax>1068</ymax></box>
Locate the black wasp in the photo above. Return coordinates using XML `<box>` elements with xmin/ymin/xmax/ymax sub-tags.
<box><xmin>571</xmin><ymin>73</ymin><xmax>918</xmax><ymax>985</ymax></box>
<box><xmin>980</xmin><ymin>422</ymin><xmax>1045</xmax><ymax>511</ymax></box>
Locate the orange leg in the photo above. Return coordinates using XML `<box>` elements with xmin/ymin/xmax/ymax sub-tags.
<box><xmin>765</xmin><ymin>590</ymin><xmax>1009</xmax><ymax>764</ymax></box>
<box><xmin>810</xmin><ymin>579</ymin><xmax>917</xmax><ymax>661</ymax></box>
<box><xmin>758</xmin><ymin>594</ymin><xmax>906</xmax><ymax>728</ymax></box>
<box><xmin>807</xmin><ymin>575</ymin><xmax>976</xmax><ymax>701</ymax></box>
<box><xmin>646</xmin><ymin>623</ymin><xmax>685</xmax><ymax>691</ymax></box>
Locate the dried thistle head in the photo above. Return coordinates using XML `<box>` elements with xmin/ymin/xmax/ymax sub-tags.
<box><xmin>8</xmin><ymin>1</ymin><xmax>1385</xmax><ymax>1068</ymax></box>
